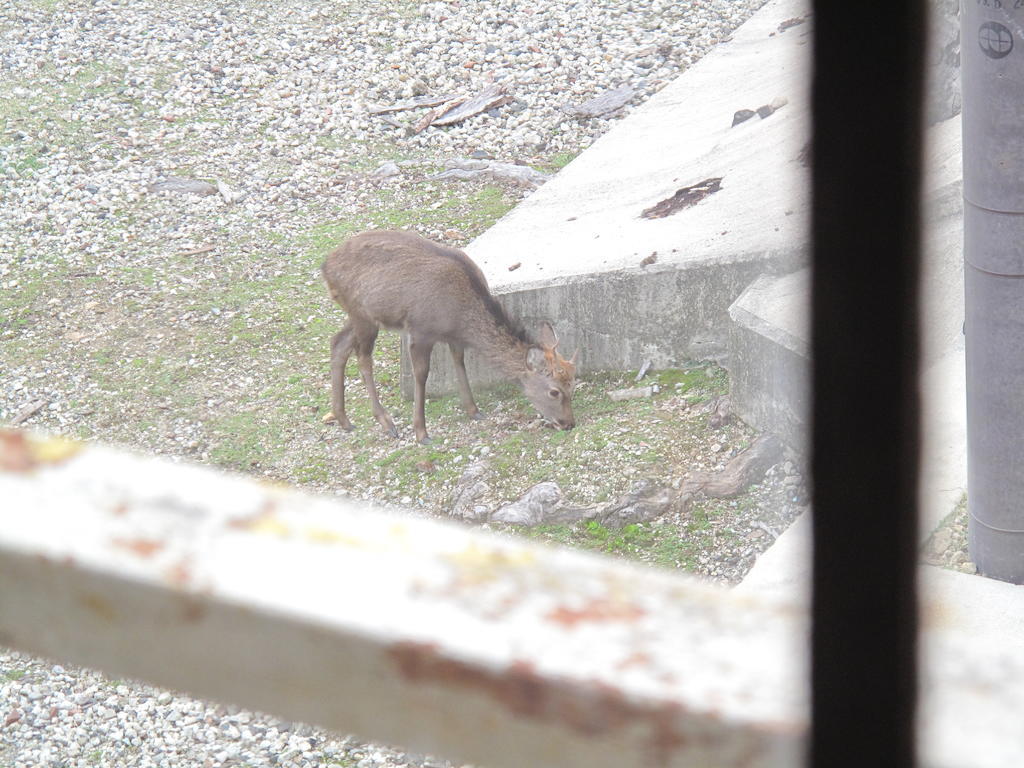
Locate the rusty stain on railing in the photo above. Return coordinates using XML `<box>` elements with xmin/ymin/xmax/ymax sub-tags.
<box><xmin>0</xmin><ymin>429</ymin><xmax>82</xmax><ymax>472</ymax></box>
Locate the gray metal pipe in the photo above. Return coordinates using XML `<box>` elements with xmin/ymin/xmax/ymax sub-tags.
<box><xmin>963</xmin><ymin>2</ymin><xmax>1024</xmax><ymax>583</ymax></box>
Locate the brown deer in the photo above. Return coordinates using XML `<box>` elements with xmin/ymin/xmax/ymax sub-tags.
<box><xmin>321</xmin><ymin>230</ymin><xmax>577</xmax><ymax>444</ymax></box>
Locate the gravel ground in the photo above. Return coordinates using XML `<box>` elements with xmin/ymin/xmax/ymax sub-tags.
<box><xmin>922</xmin><ymin>496</ymin><xmax>974</xmax><ymax>574</ymax></box>
<box><xmin>0</xmin><ymin>0</ymin><xmax>784</xmax><ymax>766</ymax></box>
<box><xmin>1</xmin><ymin>0</ymin><xmax>761</xmax><ymax>267</ymax></box>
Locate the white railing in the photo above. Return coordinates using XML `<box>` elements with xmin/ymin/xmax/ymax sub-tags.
<box><xmin>0</xmin><ymin>429</ymin><xmax>1021</xmax><ymax>768</ymax></box>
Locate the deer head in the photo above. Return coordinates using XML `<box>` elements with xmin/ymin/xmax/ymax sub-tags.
<box><xmin>522</xmin><ymin>322</ymin><xmax>577</xmax><ymax>430</ymax></box>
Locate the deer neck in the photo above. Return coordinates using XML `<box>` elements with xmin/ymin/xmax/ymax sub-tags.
<box><xmin>472</xmin><ymin>316</ymin><xmax>533</xmax><ymax>381</ymax></box>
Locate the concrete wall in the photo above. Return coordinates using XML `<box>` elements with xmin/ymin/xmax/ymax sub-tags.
<box><xmin>400</xmin><ymin>250</ymin><xmax>800</xmax><ymax>398</ymax></box>
<box><xmin>726</xmin><ymin>271</ymin><xmax>809</xmax><ymax>451</ymax></box>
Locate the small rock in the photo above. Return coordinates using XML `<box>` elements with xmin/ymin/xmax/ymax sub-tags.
<box><xmin>929</xmin><ymin>528</ymin><xmax>952</xmax><ymax>556</ymax></box>
<box><xmin>372</xmin><ymin>161</ymin><xmax>401</xmax><ymax>178</ymax></box>
<box><xmin>732</xmin><ymin>108</ymin><xmax>756</xmax><ymax>126</ymax></box>
<box><xmin>449</xmin><ymin>461</ymin><xmax>490</xmax><ymax>521</ymax></box>
<box><xmin>146</xmin><ymin>176</ymin><xmax>217</xmax><ymax>196</ymax></box>
<box><xmin>568</xmin><ymin>85</ymin><xmax>635</xmax><ymax>118</ymax></box>
<box><xmin>608</xmin><ymin>385</ymin><xmax>654</xmax><ymax>401</ymax></box>
<box><xmin>960</xmin><ymin>561</ymin><xmax>978</xmax><ymax>575</ymax></box>
<box><xmin>415</xmin><ymin>460</ymin><xmax>436</xmax><ymax>473</ymax></box>
<box><xmin>217</xmin><ymin>180</ymin><xmax>243</xmax><ymax>203</ymax></box>
<box><xmin>707</xmin><ymin>395</ymin><xmax>732</xmax><ymax>428</ymax></box>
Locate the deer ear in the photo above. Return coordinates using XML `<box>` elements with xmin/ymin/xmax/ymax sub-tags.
<box><xmin>538</xmin><ymin>322</ymin><xmax>559</xmax><ymax>350</ymax></box>
<box><xmin>526</xmin><ymin>346</ymin><xmax>547</xmax><ymax>371</ymax></box>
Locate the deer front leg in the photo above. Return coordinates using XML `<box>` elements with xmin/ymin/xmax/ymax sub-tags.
<box><xmin>354</xmin><ymin>325</ymin><xmax>398</xmax><ymax>439</ymax></box>
<box><xmin>449</xmin><ymin>343</ymin><xmax>482</xmax><ymax>420</ymax></box>
<box><xmin>329</xmin><ymin>326</ymin><xmax>356</xmax><ymax>431</ymax></box>
<box><xmin>410</xmin><ymin>336</ymin><xmax>435</xmax><ymax>445</ymax></box>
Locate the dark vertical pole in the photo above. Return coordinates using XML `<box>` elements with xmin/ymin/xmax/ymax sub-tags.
<box><xmin>963</xmin><ymin>2</ymin><xmax>1024</xmax><ymax>585</ymax></box>
<box><xmin>810</xmin><ymin>2</ymin><xmax>924</xmax><ymax>767</ymax></box>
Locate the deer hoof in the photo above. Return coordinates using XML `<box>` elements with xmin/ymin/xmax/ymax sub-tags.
<box><xmin>418</xmin><ymin>436</ymin><xmax>433</xmax><ymax>446</ymax></box>
<box><xmin>385</xmin><ymin>425</ymin><xmax>400</xmax><ymax>439</ymax></box>
<box><xmin>327</xmin><ymin>413</ymin><xmax>354</xmax><ymax>431</ymax></box>
<box><xmin>470</xmin><ymin>411</ymin><xmax>486</xmax><ymax>421</ymax></box>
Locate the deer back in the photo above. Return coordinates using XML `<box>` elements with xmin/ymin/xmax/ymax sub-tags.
<box><xmin>321</xmin><ymin>230</ymin><xmax>524</xmax><ymax>349</ymax></box>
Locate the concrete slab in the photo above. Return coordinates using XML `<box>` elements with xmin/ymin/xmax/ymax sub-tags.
<box><xmin>734</xmin><ymin>110</ymin><xmax>967</xmax><ymax>600</ymax></box>
<box><xmin>734</xmin><ymin>507</ymin><xmax>811</xmax><ymax>602</ymax></box>
<box><xmin>919</xmin><ymin>348</ymin><xmax>966</xmax><ymax>535</ymax></box>
<box><xmin>403</xmin><ymin>0</ymin><xmax>813</xmax><ymax>396</ymax></box>
<box><xmin>738</xmin><ymin>343</ymin><xmax>968</xmax><ymax>597</ymax></box>
<box><xmin>467</xmin><ymin>0</ymin><xmax>811</xmax><ymax>292</ymax></box>
<box><xmin>922</xmin><ymin>565</ymin><xmax>1024</xmax><ymax>641</ymax></box>
<box><xmin>725</xmin><ymin>113</ymin><xmax>964</xmax><ymax>446</ymax></box>
<box><xmin>727</xmin><ymin>269</ymin><xmax>809</xmax><ymax>449</ymax></box>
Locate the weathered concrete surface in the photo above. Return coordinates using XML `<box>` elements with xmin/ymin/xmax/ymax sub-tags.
<box><xmin>920</xmin><ymin>116</ymin><xmax>966</xmax><ymax>365</ymax></box>
<box><xmin>404</xmin><ymin>255</ymin><xmax>783</xmax><ymax>396</ymax></box>
<box><xmin>402</xmin><ymin>0</ymin><xmax>812</xmax><ymax>397</ymax></box>
<box><xmin>727</xmin><ymin>269</ymin><xmax>808</xmax><ymax>451</ymax></box>
<box><xmin>737</xmin><ymin>517</ymin><xmax>1024</xmax><ymax>768</ymax></box>
<box><xmin>725</xmin><ymin>114</ymin><xmax>965</xmax><ymax>524</ymax></box>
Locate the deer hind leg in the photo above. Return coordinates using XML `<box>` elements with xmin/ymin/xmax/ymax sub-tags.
<box><xmin>410</xmin><ymin>335</ymin><xmax>436</xmax><ymax>445</ymax></box>
<box><xmin>351</xmin><ymin>320</ymin><xmax>398</xmax><ymax>439</ymax></box>
<box><xmin>449</xmin><ymin>343</ymin><xmax>482</xmax><ymax>420</ymax></box>
<box><xmin>329</xmin><ymin>325</ymin><xmax>357</xmax><ymax>430</ymax></box>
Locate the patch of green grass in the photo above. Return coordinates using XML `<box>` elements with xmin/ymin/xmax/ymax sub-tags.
<box><xmin>580</xmin><ymin>520</ymin><xmax>657</xmax><ymax>555</ymax></box>
<box><xmin>207</xmin><ymin>411</ymin><xmax>284</xmax><ymax>470</ymax></box>
<box><xmin>120</xmin><ymin>265</ymin><xmax>157</xmax><ymax>287</ymax></box>
<box><xmin>305</xmin><ymin>219</ymin><xmax>368</xmax><ymax>255</ymax></box>
<box><xmin>0</xmin><ymin>60</ymin><xmax>126</xmax><ymax>160</ymax></box>
<box><xmin>441</xmin><ymin>184</ymin><xmax>516</xmax><ymax>231</ymax></box>
<box><xmin>25</xmin><ymin>0</ymin><xmax>67</xmax><ymax>11</ymax></box>
<box><xmin>10</xmin><ymin>150</ymin><xmax>44</xmax><ymax>176</ymax></box>
<box><xmin>299</xmin><ymin>183</ymin><xmax>515</xmax><ymax>255</ymax></box>
<box><xmin>655</xmin><ymin>365</ymin><xmax>729</xmax><ymax>399</ymax></box>
<box><xmin>294</xmin><ymin>453</ymin><xmax>335</xmax><ymax>484</ymax></box>
<box><xmin>524</xmin><ymin>520</ymin><xmax>702</xmax><ymax>571</ymax></box>
<box><xmin>3</xmin><ymin>668</ymin><xmax>27</xmax><ymax>682</ymax></box>
<box><xmin>0</xmin><ymin>272</ymin><xmax>50</xmax><ymax>335</ymax></box>
<box><xmin>534</xmin><ymin>151</ymin><xmax>579</xmax><ymax>173</ymax></box>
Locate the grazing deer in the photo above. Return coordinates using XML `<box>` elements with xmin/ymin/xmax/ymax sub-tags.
<box><xmin>321</xmin><ymin>230</ymin><xmax>577</xmax><ymax>445</ymax></box>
